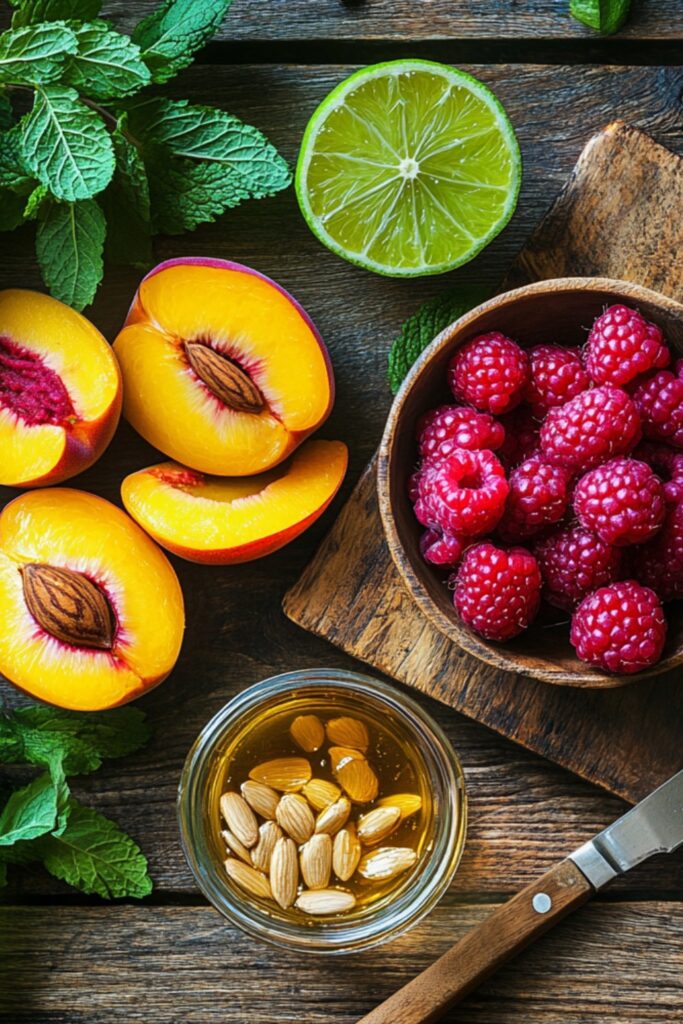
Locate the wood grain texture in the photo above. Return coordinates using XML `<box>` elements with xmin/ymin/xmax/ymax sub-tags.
<box><xmin>284</xmin><ymin>122</ymin><xmax>683</xmax><ymax>803</ymax></box>
<box><xmin>0</xmin><ymin>900</ymin><xmax>680</xmax><ymax>1022</ymax></box>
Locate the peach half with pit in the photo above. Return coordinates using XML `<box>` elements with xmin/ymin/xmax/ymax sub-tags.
<box><xmin>0</xmin><ymin>289</ymin><xmax>122</xmax><ymax>487</ymax></box>
<box><xmin>0</xmin><ymin>489</ymin><xmax>185</xmax><ymax>711</ymax></box>
<box><xmin>120</xmin><ymin>439</ymin><xmax>348</xmax><ymax>564</ymax></box>
<box><xmin>113</xmin><ymin>258</ymin><xmax>334</xmax><ymax>476</ymax></box>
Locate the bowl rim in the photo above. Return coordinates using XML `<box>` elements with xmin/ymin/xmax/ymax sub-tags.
<box><xmin>378</xmin><ymin>275</ymin><xmax>683</xmax><ymax>687</ymax></box>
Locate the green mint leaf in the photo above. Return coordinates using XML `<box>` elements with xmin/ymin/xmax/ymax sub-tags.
<box><xmin>0</xmin><ymin>22</ymin><xmax>77</xmax><ymax>86</ymax></box>
<box><xmin>0</xmin><ymin>716</ymin><xmax>23</xmax><ymax>762</ymax></box>
<box><xmin>99</xmin><ymin>116</ymin><xmax>152</xmax><ymax>268</ymax></box>
<box><xmin>0</xmin><ymin>187</ymin><xmax>26</xmax><ymax>229</ymax></box>
<box><xmin>21</xmin><ymin>85</ymin><xmax>115</xmax><ymax>201</ymax></box>
<box><xmin>36</xmin><ymin>197</ymin><xmax>105</xmax><ymax>309</ymax></box>
<box><xmin>0</xmin><ymin>767</ymin><xmax>67</xmax><ymax>845</ymax></box>
<box><xmin>0</xmin><ymin>93</ymin><xmax>13</xmax><ymax>130</ymax></box>
<box><xmin>15</xmin><ymin>724</ymin><xmax>102</xmax><ymax>775</ymax></box>
<box><xmin>12</xmin><ymin>0</ymin><xmax>102</xmax><ymax>28</ymax></box>
<box><xmin>22</xmin><ymin>181</ymin><xmax>48</xmax><ymax>219</ymax></box>
<box><xmin>147</xmin><ymin>153</ymin><xmax>253</xmax><ymax>233</ymax></box>
<box><xmin>35</xmin><ymin>799</ymin><xmax>153</xmax><ymax>899</ymax></box>
<box><xmin>570</xmin><ymin>0</ymin><xmax>630</xmax><ymax>33</ymax></box>
<box><xmin>0</xmin><ymin>125</ymin><xmax>34</xmax><ymax>192</ymax></box>
<box><xmin>13</xmin><ymin>706</ymin><xmax>151</xmax><ymax>764</ymax></box>
<box><xmin>133</xmin><ymin>0</ymin><xmax>233</xmax><ymax>85</ymax></box>
<box><xmin>126</xmin><ymin>97</ymin><xmax>291</xmax><ymax>198</ymax></box>
<box><xmin>63</xmin><ymin>22</ymin><xmax>151</xmax><ymax>101</ymax></box>
<box><xmin>387</xmin><ymin>286</ymin><xmax>490</xmax><ymax>394</ymax></box>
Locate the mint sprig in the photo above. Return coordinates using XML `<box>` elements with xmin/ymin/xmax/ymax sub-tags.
<box><xmin>0</xmin><ymin>0</ymin><xmax>290</xmax><ymax>310</ymax></box>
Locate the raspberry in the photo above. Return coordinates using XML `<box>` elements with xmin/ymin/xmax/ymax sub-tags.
<box><xmin>497</xmin><ymin>406</ymin><xmax>540</xmax><ymax>469</ymax></box>
<box><xmin>448</xmin><ymin>333</ymin><xmax>529</xmax><ymax>416</ymax></box>
<box><xmin>635</xmin><ymin>442</ymin><xmax>683</xmax><ymax>503</ymax></box>
<box><xmin>540</xmin><ymin>385</ymin><xmax>641</xmax><ymax>473</ymax></box>
<box><xmin>414</xmin><ymin>448</ymin><xmax>508</xmax><ymax>537</ymax></box>
<box><xmin>524</xmin><ymin>345</ymin><xmax>589</xmax><ymax>416</ymax></box>
<box><xmin>634</xmin><ymin>503</ymin><xmax>683</xmax><ymax>601</ymax></box>
<box><xmin>534</xmin><ymin>525</ymin><xmax>622</xmax><ymax>611</ymax></box>
<box><xmin>452</xmin><ymin>542</ymin><xmax>541</xmax><ymax>641</ymax></box>
<box><xmin>417</xmin><ymin>404</ymin><xmax>505</xmax><ymax>461</ymax></box>
<box><xmin>570</xmin><ymin>581</ymin><xmax>666</xmax><ymax>674</ymax></box>
<box><xmin>498</xmin><ymin>455</ymin><xmax>571</xmax><ymax>542</ymax></box>
<box><xmin>584</xmin><ymin>305</ymin><xmax>669</xmax><ymax>387</ymax></box>
<box><xmin>573</xmin><ymin>457</ymin><xmax>665</xmax><ymax>546</ymax></box>
<box><xmin>631</xmin><ymin>368</ymin><xmax>683</xmax><ymax>448</ymax></box>
<box><xmin>420</xmin><ymin>528</ymin><xmax>465</xmax><ymax>569</ymax></box>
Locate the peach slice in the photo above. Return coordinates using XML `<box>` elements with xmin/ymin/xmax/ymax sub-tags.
<box><xmin>0</xmin><ymin>489</ymin><xmax>184</xmax><ymax>711</ymax></box>
<box><xmin>120</xmin><ymin>439</ymin><xmax>348</xmax><ymax>564</ymax></box>
<box><xmin>113</xmin><ymin>258</ymin><xmax>334</xmax><ymax>476</ymax></box>
<box><xmin>0</xmin><ymin>289</ymin><xmax>122</xmax><ymax>487</ymax></box>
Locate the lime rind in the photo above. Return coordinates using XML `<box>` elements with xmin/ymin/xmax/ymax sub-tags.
<box><xmin>296</xmin><ymin>60</ymin><xmax>522</xmax><ymax>278</ymax></box>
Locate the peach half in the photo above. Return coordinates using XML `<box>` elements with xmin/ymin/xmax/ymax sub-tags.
<box><xmin>0</xmin><ymin>289</ymin><xmax>122</xmax><ymax>487</ymax></box>
<box><xmin>113</xmin><ymin>258</ymin><xmax>334</xmax><ymax>476</ymax></box>
<box><xmin>120</xmin><ymin>439</ymin><xmax>348</xmax><ymax>564</ymax></box>
<box><xmin>0</xmin><ymin>489</ymin><xmax>185</xmax><ymax>711</ymax></box>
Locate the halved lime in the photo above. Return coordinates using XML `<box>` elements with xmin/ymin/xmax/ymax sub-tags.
<box><xmin>296</xmin><ymin>60</ymin><xmax>521</xmax><ymax>277</ymax></box>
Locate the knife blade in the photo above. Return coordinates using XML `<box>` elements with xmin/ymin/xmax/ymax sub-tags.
<box><xmin>357</xmin><ymin>768</ymin><xmax>683</xmax><ymax>1024</ymax></box>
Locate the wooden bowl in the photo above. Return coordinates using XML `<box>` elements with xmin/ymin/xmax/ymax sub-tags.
<box><xmin>378</xmin><ymin>277</ymin><xmax>683</xmax><ymax>687</ymax></box>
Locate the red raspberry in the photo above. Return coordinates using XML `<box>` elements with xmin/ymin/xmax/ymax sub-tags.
<box><xmin>534</xmin><ymin>525</ymin><xmax>622</xmax><ymax>612</ymax></box>
<box><xmin>635</xmin><ymin>442</ymin><xmax>683</xmax><ymax>504</ymax></box>
<box><xmin>498</xmin><ymin>455</ymin><xmax>571</xmax><ymax>542</ymax></box>
<box><xmin>570</xmin><ymin>581</ymin><xmax>666</xmax><ymax>674</ymax></box>
<box><xmin>584</xmin><ymin>305</ymin><xmax>669</xmax><ymax>387</ymax></box>
<box><xmin>420</xmin><ymin>528</ymin><xmax>465</xmax><ymax>569</ymax></box>
<box><xmin>417</xmin><ymin>404</ymin><xmax>504</xmax><ymax>461</ymax></box>
<box><xmin>452</xmin><ymin>542</ymin><xmax>541</xmax><ymax>641</ymax></box>
<box><xmin>497</xmin><ymin>406</ymin><xmax>540</xmax><ymax>469</ymax></box>
<box><xmin>524</xmin><ymin>345</ymin><xmax>589</xmax><ymax>416</ymax></box>
<box><xmin>631</xmin><ymin>368</ymin><xmax>683</xmax><ymax>448</ymax></box>
<box><xmin>540</xmin><ymin>385</ymin><xmax>641</xmax><ymax>473</ymax></box>
<box><xmin>573</xmin><ymin>457</ymin><xmax>665</xmax><ymax>546</ymax></box>
<box><xmin>414</xmin><ymin>448</ymin><xmax>508</xmax><ymax>537</ymax></box>
<box><xmin>448</xmin><ymin>333</ymin><xmax>529</xmax><ymax>416</ymax></box>
<box><xmin>634</xmin><ymin>503</ymin><xmax>683</xmax><ymax>601</ymax></box>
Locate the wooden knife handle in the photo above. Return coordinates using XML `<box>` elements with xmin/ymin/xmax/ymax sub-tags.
<box><xmin>357</xmin><ymin>858</ymin><xmax>593</xmax><ymax>1024</ymax></box>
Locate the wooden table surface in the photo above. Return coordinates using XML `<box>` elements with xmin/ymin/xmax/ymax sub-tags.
<box><xmin>1</xmin><ymin>3</ymin><xmax>683</xmax><ymax>1021</ymax></box>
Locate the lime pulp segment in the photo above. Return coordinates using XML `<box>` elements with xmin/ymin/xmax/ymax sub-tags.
<box><xmin>296</xmin><ymin>61</ymin><xmax>522</xmax><ymax>277</ymax></box>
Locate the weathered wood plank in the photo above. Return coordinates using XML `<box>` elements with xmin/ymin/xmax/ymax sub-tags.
<box><xmin>0</xmin><ymin>901</ymin><xmax>681</xmax><ymax>1022</ymax></box>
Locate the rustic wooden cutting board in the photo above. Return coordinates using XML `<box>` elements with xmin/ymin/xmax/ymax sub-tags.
<box><xmin>283</xmin><ymin>122</ymin><xmax>683</xmax><ymax>806</ymax></box>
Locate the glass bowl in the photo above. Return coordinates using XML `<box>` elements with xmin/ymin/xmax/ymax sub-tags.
<box><xmin>177</xmin><ymin>667</ymin><xmax>467</xmax><ymax>954</ymax></box>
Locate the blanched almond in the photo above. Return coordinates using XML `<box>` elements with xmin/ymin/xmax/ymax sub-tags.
<box><xmin>221</xmin><ymin>829</ymin><xmax>252</xmax><ymax>865</ymax></box>
<box><xmin>241</xmin><ymin>780</ymin><xmax>279</xmax><ymax>820</ymax></box>
<box><xmin>332</xmin><ymin>824</ymin><xmax>361</xmax><ymax>882</ymax></box>
<box><xmin>251</xmin><ymin>820</ymin><xmax>282</xmax><ymax>873</ymax></box>
<box><xmin>358</xmin><ymin>847</ymin><xmax>417</xmax><ymax>881</ymax></box>
<box><xmin>303</xmin><ymin>778</ymin><xmax>341</xmax><ymax>811</ymax></box>
<box><xmin>300</xmin><ymin>833</ymin><xmax>332</xmax><ymax>889</ymax></box>
<box><xmin>328</xmin><ymin>746</ymin><xmax>365</xmax><ymax>773</ymax></box>
<box><xmin>220</xmin><ymin>792</ymin><xmax>259</xmax><ymax>848</ymax></box>
<box><xmin>338</xmin><ymin>757</ymin><xmax>379</xmax><ymax>804</ymax></box>
<box><xmin>249</xmin><ymin>757</ymin><xmax>311</xmax><ymax>792</ymax></box>
<box><xmin>357</xmin><ymin>805</ymin><xmax>401</xmax><ymax>845</ymax></box>
<box><xmin>270</xmin><ymin>837</ymin><xmax>298</xmax><ymax>909</ymax></box>
<box><xmin>224</xmin><ymin>858</ymin><xmax>272</xmax><ymax>899</ymax></box>
<box><xmin>276</xmin><ymin>793</ymin><xmax>315</xmax><ymax>844</ymax></box>
<box><xmin>290</xmin><ymin>714</ymin><xmax>325</xmax><ymax>753</ymax></box>
<box><xmin>325</xmin><ymin>716</ymin><xmax>369</xmax><ymax>752</ymax></box>
<box><xmin>377</xmin><ymin>793</ymin><xmax>423</xmax><ymax>820</ymax></box>
<box><xmin>295</xmin><ymin>889</ymin><xmax>356</xmax><ymax>915</ymax></box>
<box><xmin>314</xmin><ymin>796</ymin><xmax>351</xmax><ymax>836</ymax></box>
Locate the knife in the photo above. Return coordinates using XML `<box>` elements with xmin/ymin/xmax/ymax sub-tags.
<box><xmin>357</xmin><ymin>768</ymin><xmax>683</xmax><ymax>1024</ymax></box>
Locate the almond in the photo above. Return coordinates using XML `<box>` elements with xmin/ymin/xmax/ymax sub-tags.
<box><xmin>249</xmin><ymin>757</ymin><xmax>312</xmax><ymax>792</ymax></box>
<box><xmin>332</xmin><ymin>824</ymin><xmax>361</xmax><ymax>882</ymax></box>
<box><xmin>240</xmin><ymin>780</ymin><xmax>279</xmax><ymax>820</ymax></box>
<box><xmin>325</xmin><ymin>716</ymin><xmax>369</xmax><ymax>752</ymax></box>
<box><xmin>21</xmin><ymin>563</ymin><xmax>115</xmax><ymax>650</ymax></box>
<box><xmin>358</xmin><ymin>847</ymin><xmax>417</xmax><ymax>881</ymax></box>
<box><xmin>300</xmin><ymin>833</ymin><xmax>332</xmax><ymax>889</ymax></box>
<box><xmin>302</xmin><ymin>778</ymin><xmax>341</xmax><ymax>811</ymax></box>
<box><xmin>314</xmin><ymin>796</ymin><xmax>351</xmax><ymax>836</ymax></box>
<box><xmin>276</xmin><ymin>793</ymin><xmax>315</xmax><ymax>844</ymax></box>
<box><xmin>221</xmin><ymin>828</ymin><xmax>252</xmax><ymax>865</ymax></box>
<box><xmin>290</xmin><ymin>714</ymin><xmax>325</xmax><ymax>753</ymax></box>
<box><xmin>224</xmin><ymin>858</ymin><xmax>272</xmax><ymax>900</ymax></box>
<box><xmin>251</xmin><ymin>820</ymin><xmax>282</xmax><ymax>873</ymax></box>
<box><xmin>184</xmin><ymin>341</ymin><xmax>263</xmax><ymax>413</ymax></box>
<box><xmin>219</xmin><ymin>792</ymin><xmax>259</xmax><ymax>848</ymax></box>
<box><xmin>377</xmin><ymin>793</ymin><xmax>423</xmax><ymax>820</ymax></box>
<box><xmin>295</xmin><ymin>889</ymin><xmax>356</xmax><ymax>915</ymax></box>
<box><xmin>357</xmin><ymin>805</ymin><xmax>401</xmax><ymax>846</ymax></box>
<box><xmin>337</xmin><ymin>757</ymin><xmax>379</xmax><ymax>804</ymax></box>
<box><xmin>328</xmin><ymin>746</ymin><xmax>365</xmax><ymax>773</ymax></box>
<box><xmin>270</xmin><ymin>837</ymin><xmax>298</xmax><ymax>909</ymax></box>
